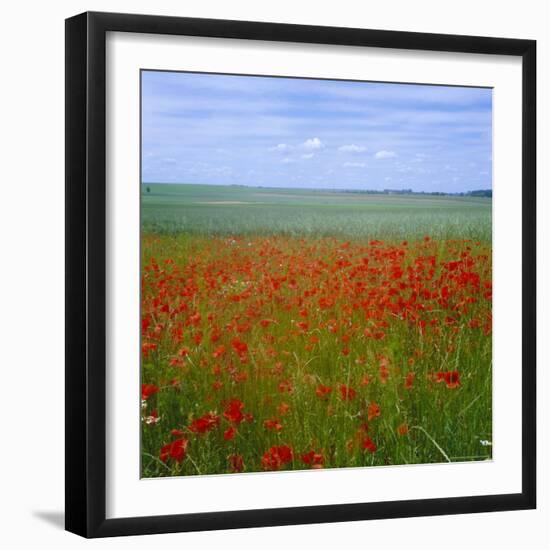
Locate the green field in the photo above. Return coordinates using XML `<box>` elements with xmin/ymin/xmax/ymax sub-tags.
<box><xmin>141</xmin><ymin>183</ymin><xmax>492</xmax><ymax>241</ymax></box>
<box><xmin>140</xmin><ymin>183</ymin><xmax>492</xmax><ymax>477</ymax></box>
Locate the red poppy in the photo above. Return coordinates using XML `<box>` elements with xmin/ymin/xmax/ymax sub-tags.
<box><xmin>223</xmin><ymin>399</ymin><xmax>245</xmax><ymax>424</ymax></box>
<box><xmin>160</xmin><ymin>438</ymin><xmax>188</xmax><ymax>463</ymax></box>
<box><xmin>277</xmin><ymin>402</ymin><xmax>290</xmax><ymax>415</ymax></box>
<box><xmin>360</xmin><ymin>374</ymin><xmax>372</xmax><ymax>386</ymax></box>
<box><xmin>142</xmin><ymin>316</ymin><xmax>151</xmax><ymax>332</ymax></box>
<box><xmin>404</xmin><ymin>372</ymin><xmax>415</xmax><ymax>390</ymax></box>
<box><xmin>141</xmin><ymin>342</ymin><xmax>157</xmax><ymax>358</ymax></box>
<box><xmin>379</xmin><ymin>365</ymin><xmax>390</xmax><ymax>384</ymax></box>
<box><xmin>212</xmin><ymin>345</ymin><xmax>226</xmax><ymax>358</ymax></box>
<box><xmin>436</xmin><ymin>370</ymin><xmax>461</xmax><ymax>389</ymax></box>
<box><xmin>444</xmin><ymin>370</ymin><xmax>460</xmax><ymax>389</ymax></box>
<box><xmin>177</xmin><ymin>346</ymin><xmax>190</xmax><ymax>357</ymax></box>
<box><xmin>188</xmin><ymin>412</ymin><xmax>220</xmax><ymax>434</ymax></box>
<box><xmin>189</xmin><ymin>312</ymin><xmax>201</xmax><ymax>326</ymax></box>
<box><xmin>228</xmin><ymin>454</ymin><xmax>244</xmax><ymax>473</ymax></box>
<box><xmin>264</xmin><ymin>418</ymin><xmax>283</xmax><ymax>432</ymax></box>
<box><xmin>367</xmin><ymin>402</ymin><xmax>381</xmax><ymax>421</ymax></box>
<box><xmin>339</xmin><ymin>384</ymin><xmax>356</xmax><ymax>401</ymax></box>
<box><xmin>301</xmin><ymin>450</ymin><xmax>324</xmax><ymax>468</ymax></box>
<box><xmin>397</xmin><ymin>423</ymin><xmax>409</xmax><ymax>436</ymax></box>
<box><xmin>141</xmin><ymin>383</ymin><xmax>159</xmax><ymax>401</ymax></box>
<box><xmin>223</xmin><ymin>426</ymin><xmax>237</xmax><ymax>441</ymax></box>
<box><xmin>315</xmin><ymin>384</ymin><xmax>332</xmax><ymax>399</ymax></box>
<box><xmin>231</xmin><ymin>337</ymin><xmax>248</xmax><ymax>356</ymax></box>
<box><xmin>278</xmin><ymin>379</ymin><xmax>293</xmax><ymax>393</ymax></box>
<box><xmin>362</xmin><ymin>436</ymin><xmax>377</xmax><ymax>453</ymax></box>
<box><xmin>261</xmin><ymin>445</ymin><xmax>293</xmax><ymax>471</ymax></box>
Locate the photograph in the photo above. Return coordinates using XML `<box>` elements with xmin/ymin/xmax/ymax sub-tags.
<box><xmin>139</xmin><ymin>70</ymin><xmax>493</xmax><ymax>478</ymax></box>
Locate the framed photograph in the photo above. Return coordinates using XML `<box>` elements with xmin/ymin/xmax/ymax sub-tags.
<box><xmin>65</xmin><ymin>11</ymin><xmax>536</xmax><ymax>538</ymax></box>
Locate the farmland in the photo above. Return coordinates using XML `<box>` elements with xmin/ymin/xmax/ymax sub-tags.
<box><xmin>140</xmin><ymin>183</ymin><xmax>492</xmax><ymax>477</ymax></box>
<box><xmin>141</xmin><ymin>183</ymin><xmax>492</xmax><ymax>241</ymax></box>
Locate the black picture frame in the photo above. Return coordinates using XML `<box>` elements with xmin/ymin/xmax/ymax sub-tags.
<box><xmin>65</xmin><ymin>11</ymin><xmax>536</xmax><ymax>538</ymax></box>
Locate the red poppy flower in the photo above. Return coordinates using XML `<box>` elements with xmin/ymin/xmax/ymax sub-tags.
<box><xmin>223</xmin><ymin>399</ymin><xmax>245</xmax><ymax>424</ymax></box>
<box><xmin>301</xmin><ymin>450</ymin><xmax>324</xmax><ymax>468</ymax></box>
<box><xmin>404</xmin><ymin>372</ymin><xmax>415</xmax><ymax>390</ymax></box>
<box><xmin>142</xmin><ymin>317</ymin><xmax>151</xmax><ymax>332</ymax></box>
<box><xmin>223</xmin><ymin>426</ymin><xmax>237</xmax><ymax>441</ymax></box>
<box><xmin>339</xmin><ymin>384</ymin><xmax>356</xmax><ymax>401</ymax></box>
<box><xmin>188</xmin><ymin>412</ymin><xmax>220</xmax><ymax>434</ymax></box>
<box><xmin>379</xmin><ymin>365</ymin><xmax>390</xmax><ymax>384</ymax></box>
<box><xmin>188</xmin><ymin>312</ymin><xmax>201</xmax><ymax>326</ymax></box>
<box><xmin>444</xmin><ymin>370</ymin><xmax>460</xmax><ymax>389</ymax></box>
<box><xmin>436</xmin><ymin>370</ymin><xmax>461</xmax><ymax>389</ymax></box>
<box><xmin>278</xmin><ymin>379</ymin><xmax>293</xmax><ymax>393</ymax></box>
<box><xmin>160</xmin><ymin>438</ymin><xmax>188</xmax><ymax>463</ymax></box>
<box><xmin>231</xmin><ymin>337</ymin><xmax>248</xmax><ymax>356</ymax></box>
<box><xmin>397</xmin><ymin>423</ymin><xmax>409</xmax><ymax>436</ymax></box>
<box><xmin>367</xmin><ymin>402</ymin><xmax>381</xmax><ymax>421</ymax></box>
<box><xmin>141</xmin><ymin>383</ymin><xmax>159</xmax><ymax>401</ymax></box>
<box><xmin>261</xmin><ymin>445</ymin><xmax>293</xmax><ymax>471</ymax></box>
<box><xmin>228</xmin><ymin>454</ymin><xmax>244</xmax><ymax>473</ymax></box>
<box><xmin>277</xmin><ymin>402</ymin><xmax>290</xmax><ymax>415</ymax></box>
<box><xmin>264</xmin><ymin>418</ymin><xmax>283</xmax><ymax>432</ymax></box>
<box><xmin>315</xmin><ymin>384</ymin><xmax>332</xmax><ymax>399</ymax></box>
<box><xmin>141</xmin><ymin>342</ymin><xmax>157</xmax><ymax>358</ymax></box>
<box><xmin>177</xmin><ymin>346</ymin><xmax>190</xmax><ymax>357</ymax></box>
<box><xmin>362</xmin><ymin>436</ymin><xmax>377</xmax><ymax>453</ymax></box>
<box><xmin>212</xmin><ymin>345</ymin><xmax>226</xmax><ymax>358</ymax></box>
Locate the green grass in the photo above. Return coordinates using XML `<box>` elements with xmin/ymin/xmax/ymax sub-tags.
<box><xmin>141</xmin><ymin>183</ymin><xmax>492</xmax><ymax>241</ymax></box>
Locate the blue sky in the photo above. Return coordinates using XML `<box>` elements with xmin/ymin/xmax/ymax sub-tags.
<box><xmin>141</xmin><ymin>71</ymin><xmax>492</xmax><ymax>192</ymax></box>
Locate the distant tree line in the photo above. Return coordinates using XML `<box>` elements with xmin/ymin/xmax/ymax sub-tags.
<box><xmin>333</xmin><ymin>188</ymin><xmax>492</xmax><ymax>197</ymax></box>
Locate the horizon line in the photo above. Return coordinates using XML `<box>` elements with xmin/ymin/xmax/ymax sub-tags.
<box><xmin>140</xmin><ymin>181</ymin><xmax>492</xmax><ymax>195</ymax></box>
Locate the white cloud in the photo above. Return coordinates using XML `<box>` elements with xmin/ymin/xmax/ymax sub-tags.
<box><xmin>269</xmin><ymin>143</ymin><xmax>291</xmax><ymax>152</ymax></box>
<box><xmin>343</xmin><ymin>162</ymin><xmax>366</xmax><ymax>168</ymax></box>
<box><xmin>302</xmin><ymin>137</ymin><xmax>324</xmax><ymax>150</ymax></box>
<box><xmin>301</xmin><ymin>153</ymin><xmax>315</xmax><ymax>159</ymax></box>
<box><xmin>374</xmin><ymin>150</ymin><xmax>397</xmax><ymax>159</ymax></box>
<box><xmin>338</xmin><ymin>144</ymin><xmax>367</xmax><ymax>153</ymax></box>
<box><xmin>281</xmin><ymin>158</ymin><xmax>295</xmax><ymax>164</ymax></box>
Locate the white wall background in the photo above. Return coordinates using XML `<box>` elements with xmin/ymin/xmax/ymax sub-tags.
<box><xmin>0</xmin><ymin>1</ymin><xmax>546</xmax><ymax>548</ymax></box>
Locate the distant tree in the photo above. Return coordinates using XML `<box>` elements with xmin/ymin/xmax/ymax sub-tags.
<box><xmin>467</xmin><ymin>189</ymin><xmax>492</xmax><ymax>198</ymax></box>
<box><xmin>146</xmin><ymin>186</ymin><xmax>151</xmax><ymax>193</ymax></box>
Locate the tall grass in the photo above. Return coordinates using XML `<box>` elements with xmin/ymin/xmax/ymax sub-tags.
<box><xmin>141</xmin><ymin>230</ymin><xmax>492</xmax><ymax>477</ymax></box>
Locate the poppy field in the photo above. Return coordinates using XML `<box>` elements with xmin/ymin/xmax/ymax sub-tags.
<box><xmin>140</xmin><ymin>184</ymin><xmax>492</xmax><ymax>477</ymax></box>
